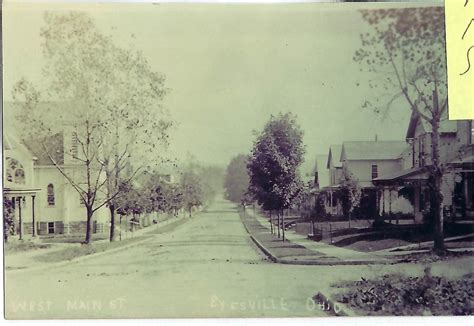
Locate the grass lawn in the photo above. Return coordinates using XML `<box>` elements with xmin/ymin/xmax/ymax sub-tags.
<box><xmin>145</xmin><ymin>217</ymin><xmax>189</xmax><ymax>235</ymax></box>
<box><xmin>34</xmin><ymin>236</ymin><xmax>149</xmax><ymax>263</ymax></box>
<box><xmin>5</xmin><ymin>241</ymin><xmax>52</xmax><ymax>254</ymax></box>
<box><xmin>39</xmin><ymin>234</ymin><xmax>107</xmax><ymax>244</ymax></box>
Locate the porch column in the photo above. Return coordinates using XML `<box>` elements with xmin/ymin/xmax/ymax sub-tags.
<box><xmin>17</xmin><ymin>197</ymin><xmax>23</xmax><ymax>240</ymax></box>
<box><xmin>31</xmin><ymin>195</ymin><xmax>36</xmax><ymax>237</ymax></box>
<box><xmin>382</xmin><ymin>188</ymin><xmax>385</xmax><ymax>216</ymax></box>
<box><xmin>330</xmin><ymin>190</ymin><xmax>333</xmax><ymax>215</ymax></box>
<box><xmin>389</xmin><ymin>188</ymin><xmax>392</xmax><ymax>224</ymax></box>
<box><xmin>414</xmin><ymin>186</ymin><xmax>421</xmax><ymax>223</ymax></box>
<box><xmin>375</xmin><ymin>189</ymin><xmax>379</xmax><ymax>216</ymax></box>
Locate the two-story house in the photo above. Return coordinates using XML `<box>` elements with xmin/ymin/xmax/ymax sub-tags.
<box><xmin>3</xmin><ymin>102</ymin><xmax>109</xmax><ymax>238</ymax></box>
<box><xmin>373</xmin><ymin>112</ymin><xmax>473</xmax><ymax>223</ymax></box>
<box><xmin>323</xmin><ymin>145</ymin><xmax>343</xmax><ymax>215</ymax></box>
<box><xmin>339</xmin><ymin>140</ymin><xmax>412</xmax><ymax>218</ymax></box>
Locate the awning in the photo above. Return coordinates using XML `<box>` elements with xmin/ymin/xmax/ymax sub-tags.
<box><xmin>373</xmin><ymin>167</ymin><xmax>429</xmax><ymax>186</ymax></box>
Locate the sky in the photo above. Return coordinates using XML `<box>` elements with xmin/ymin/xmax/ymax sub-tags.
<box><xmin>3</xmin><ymin>1</ymin><xmax>441</xmax><ymax>173</ymax></box>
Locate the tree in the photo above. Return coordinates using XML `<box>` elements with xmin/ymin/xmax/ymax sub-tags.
<box><xmin>224</xmin><ymin>154</ymin><xmax>250</xmax><ymax>203</ymax></box>
<box><xmin>12</xmin><ymin>12</ymin><xmax>171</xmax><ymax>244</ymax></box>
<box><xmin>354</xmin><ymin>7</ymin><xmax>448</xmax><ymax>252</ymax></box>
<box><xmin>336</xmin><ymin>170</ymin><xmax>362</xmax><ymax>228</ymax></box>
<box><xmin>247</xmin><ymin>112</ymin><xmax>305</xmax><ymax>241</ymax></box>
<box><xmin>180</xmin><ymin>170</ymin><xmax>204</xmax><ymax>217</ymax></box>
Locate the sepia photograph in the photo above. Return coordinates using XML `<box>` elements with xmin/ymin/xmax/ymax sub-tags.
<box><xmin>2</xmin><ymin>0</ymin><xmax>473</xmax><ymax>319</ymax></box>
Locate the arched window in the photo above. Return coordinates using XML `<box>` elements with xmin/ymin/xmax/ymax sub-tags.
<box><xmin>5</xmin><ymin>157</ymin><xmax>25</xmax><ymax>184</ymax></box>
<box><xmin>47</xmin><ymin>184</ymin><xmax>55</xmax><ymax>206</ymax></box>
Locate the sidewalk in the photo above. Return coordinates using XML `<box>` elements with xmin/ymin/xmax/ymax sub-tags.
<box><xmin>5</xmin><ymin>216</ymin><xmax>186</xmax><ymax>272</ymax></box>
<box><xmin>240</xmin><ymin>209</ymin><xmax>392</xmax><ymax>265</ymax></box>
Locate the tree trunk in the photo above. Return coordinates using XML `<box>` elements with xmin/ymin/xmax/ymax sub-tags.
<box><xmin>277</xmin><ymin>211</ymin><xmax>281</xmax><ymax>238</ymax></box>
<box><xmin>282</xmin><ymin>209</ymin><xmax>285</xmax><ymax>242</ymax></box>
<box><xmin>109</xmin><ymin>204</ymin><xmax>116</xmax><ymax>242</ymax></box>
<box><xmin>430</xmin><ymin>95</ymin><xmax>445</xmax><ymax>253</ymax></box>
<box><xmin>269</xmin><ymin>211</ymin><xmax>274</xmax><ymax>234</ymax></box>
<box><xmin>84</xmin><ymin>206</ymin><xmax>94</xmax><ymax>244</ymax></box>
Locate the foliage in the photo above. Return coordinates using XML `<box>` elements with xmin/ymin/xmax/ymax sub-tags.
<box><xmin>336</xmin><ymin>170</ymin><xmax>362</xmax><ymax>218</ymax></box>
<box><xmin>180</xmin><ymin>170</ymin><xmax>204</xmax><ymax>216</ymax></box>
<box><xmin>355</xmin><ymin>7</ymin><xmax>447</xmax><ymax>251</ymax></box>
<box><xmin>224</xmin><ymin>154</ymin><xmax>250</xmax><ymax>203</ymax></box>
<box><xmin>12</xmin><ymin>12</ymin><xmax>171</xmax><ymax>243</ymax></box>
<box><xmin>115</xmin><ymin>181</ymin><xmax>147</xmax><ymax>216</ymax></box>
<box><xmin>247</xmin><ymin>112</ymin><xmax>305</xmax><ymax>211</ymax></box>
<box><xmin>354</xmin><ymin>7</ymin><xmax>447</xmax><ymax>120</ymax></box>
<box><xmin>312</xmin><ymin>193</ymin><xmax>328</xmax><ymax>221</ymax></box>
<box><xmin>333</xmin><ymin>271</ymin><xmax>473</xmax><ymax>316</ymax></box>
<box><xmin>3</xmin><ymin>197</ymin><xmax>15</xmax><ymax>242</ymax></box>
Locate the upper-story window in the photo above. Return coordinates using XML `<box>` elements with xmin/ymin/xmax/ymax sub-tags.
<box><xmin>418</xmin><ymin>136</ymin><xmax>426</xmax><ymax>167</ymax></box>
<box><xmin>371</xmin><ymin>164</ymin><xmax>378</xmax><ymax>179</ymax></box>
<box><xmin>71</xmin><ymin>132</ymin><xmax>79</xmax><ymax>158</ymax></box>
<box><xmin>5</xmin><ymin>157</ymin><xmax>26</xmax><ymax>184</ymax></box>
<box><xmin>47</xmin><ymin>184</ymin><xmax>55</xmax><ymax>206</ymax></box>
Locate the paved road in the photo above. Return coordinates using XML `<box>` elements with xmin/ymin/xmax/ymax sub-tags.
<box><xmin>6</xmin><ymin>198</ymin><xmax>467</xmax><ymax>318</ymax></box>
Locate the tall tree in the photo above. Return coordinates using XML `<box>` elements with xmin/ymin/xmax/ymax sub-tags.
<box><xmin>224</xmin><ymin>154</ymin><xmax>250</xmax><ymax>203</ymax></box>
<box><xmin>247</xmin><ymin>113</ymin><xmax>305</xmax><ymax>241</ymax></box>
<box><xmin>12</xmin><ymin>12</ymin><xmax>171</xmax><ymax>243</ymax></box>
<box><xmin>354</xmin><ymin>7</ymin><xmax>448</xmax><ymax>252</ymax></box>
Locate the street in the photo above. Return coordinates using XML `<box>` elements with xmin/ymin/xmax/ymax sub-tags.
<box><xmin>5</xmin><ymin>198</ymin><xmax>471</xmax><ymax>319</ymax></box>
<box><xmin>5</xmin><ymin>198</ymin><xmax>326</xmax><ymax>318</ymax></box>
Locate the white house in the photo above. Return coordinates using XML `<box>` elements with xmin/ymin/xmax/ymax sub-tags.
<box><xmin>3</xmin><ymin>123</ymin><xmax>109</xmax><ymax>238</ymax></box>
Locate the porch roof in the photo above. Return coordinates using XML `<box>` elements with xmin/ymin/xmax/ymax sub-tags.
<box><xmin>3</xmin><ymin>186</ymin><xmax>41</xmax><ymax>196</ymax></box>
<box><xmin>373</xmin><ymin>167</ymin><xmax>429</xmax><ymax>186</ymax></box>
<box><xmin>449</xmin><ymin>154</ymin><xmax>474</xmax><ymax>166</ymax></box>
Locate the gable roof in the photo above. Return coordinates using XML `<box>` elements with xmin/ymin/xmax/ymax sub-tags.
<box><xmin>326</xmin><ymin>145</ymin><xmax>342</xmax><ymax>169</ymax></box>
<box><xmin>23</xmin><ymin>133</ymin><xmax>64</xmax><ymax>166</ymax></box>
<box><xmin>341</xmin><ymin>141</ymin><xmax>407</xmax><ymax>161</ymax></box>
<box><xmin>406</xmin><ymin>111</ymin><xmax>457</xmax><ymax>140</ymax></box>
<box><xmin>312</xmin><ymin>154</ymin><xmax>329</xmax><ymax>175</ymax></box>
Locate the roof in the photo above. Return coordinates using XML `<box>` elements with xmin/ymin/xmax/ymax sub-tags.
<box><xmin>327</xmin><ymin>145</ymin><xmax>343</xmax><ymax>168</ymax></box>
<box><xmin>312</xmin><ymin>154</ymin><xmax>329</xmax><ymax>175</ymax></box>
<box><xmin>341</xmin><ymin>141</ymin><xmax>407</xmax><ymax>161</ymax></box>
<box><xmin>406</xmin><ymin>111</ymin><xmax>457</xmax><ymax>140</ymax></box>
<box><xmin>23</xmin><ymin>133</ymin><xmax>64</xmax><ymax>166</ymax></box>
<box><xmin>373</xmin><ymin>166</ymin><xmax>429</xmax><ymax>186</ymax></box>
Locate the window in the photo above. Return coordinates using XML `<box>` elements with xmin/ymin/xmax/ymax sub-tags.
<box><xmin>371</xmin><ymin>165</ymin><xmax>378</xmax><ymax>179</ymax></box>
<box><xmin>5</xmin><ymin>157</ymin><xmax>25</xmax><ymax>184</ymax></box>
<box><xmin>48</xmin><ymin>222</ymin><xmax>55</xmax><ymax>234</ymax></box>
<box><xmin>418</xmin><ymin>136</ymin><xmax>426</xmax><ymax>167</ymax></box>
<box><xmin>71</xmin><ymin>132</ymin><xmax>79</xmax><ymax>158</ymax></box>
<box><xmin>47</xmin><ymin>184</ymin><xmax>55</xmax><ymax>206</ymax></box>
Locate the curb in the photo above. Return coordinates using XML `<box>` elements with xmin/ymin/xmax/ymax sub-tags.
<box><xmin>249</xmin><ymin>235</ymin><xmax>278</xmax><ymax>263</ymax></box>
<box><xmin>249</xmin><ymin>234</ymin><xmax>396</xmax><ymax>266</ymax></box>
<box><xmin>313</xmin><ymin>291</ymin><xmax>357</xmax><ymax>317</ymax></box>
<box><xmin>5</xmin><ymin>217</ymin><xmax>188</xmax><ymax>275</ymax></box>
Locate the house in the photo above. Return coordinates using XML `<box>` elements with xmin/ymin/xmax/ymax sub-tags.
<box><xmin>340</xmin><ymin>140</ymin><xmax>412</xmax><ymax>219</ymax></box>
<box><xmin>3</xmin><ymin>114</ymin><xmax>109</xmax><ymax>238</ymax></box>
<box><xmin>322</xmin><ymin>145</ymin><xmax>343</xmax><ymax>216</ymax></box>
<box><xmin>373</xmin><ymin>113</ymin><xmax>474</xmax><ymax>223</ymax></box>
